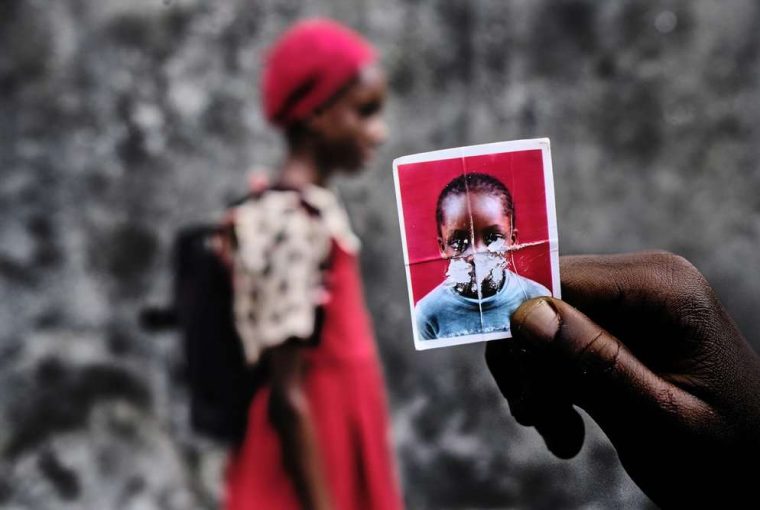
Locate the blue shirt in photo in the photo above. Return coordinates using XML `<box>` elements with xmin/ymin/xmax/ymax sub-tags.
<box><xmin>414</xmin><ymin>270</ymin><xmax>551</xmax><ymax>340</ymax></box>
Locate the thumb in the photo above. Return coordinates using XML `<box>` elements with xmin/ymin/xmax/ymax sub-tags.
<box><xmin>511</xmin><ymin>298</ymin><xmax>705</xmax><ymax>443</ymax></box>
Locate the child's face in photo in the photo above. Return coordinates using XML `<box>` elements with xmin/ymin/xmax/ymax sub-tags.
<box><xmin>395</xmin><ymin>140</ymin><xmax>558</xmax><ymax>348</ymax></box>
<box><xmin>438</xmin><ymin>191</ymin><xmax>514</xmax><ymax>298</ymax></box>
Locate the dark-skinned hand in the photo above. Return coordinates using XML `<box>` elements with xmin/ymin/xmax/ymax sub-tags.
<box><xmin>486</xmin><ymin>252</ymin><xmax>760</xmax><ymax>508</ymax></box>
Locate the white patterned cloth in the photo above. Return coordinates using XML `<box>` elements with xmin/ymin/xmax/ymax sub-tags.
<box><xmin>231</xmin><ymin>185</ymin><xmax>359</xmax><ymax>364</ymax></box>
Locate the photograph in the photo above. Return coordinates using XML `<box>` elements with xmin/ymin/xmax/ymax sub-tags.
<box><xmin>394</xmin><ymin>139</ymin><xmax>560</xmax><ymax>350</ymax></box>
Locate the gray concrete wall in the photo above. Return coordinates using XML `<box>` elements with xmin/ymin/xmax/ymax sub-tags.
<box><xmin>1</xmin><ymin>1</ymin><xmax>759</xmax><ymax>508</ymax></box>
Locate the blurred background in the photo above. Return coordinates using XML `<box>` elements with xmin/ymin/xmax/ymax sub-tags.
<box><xmin>1</xmin><ymin>0</ymin><xmax>759</xmax><ymax>508</ymax></box>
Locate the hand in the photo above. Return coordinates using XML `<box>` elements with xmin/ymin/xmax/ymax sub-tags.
<box><xmin>486</xmin><ymin>252</ymin><xmax>760</xmax><ymax>507</ymax></box>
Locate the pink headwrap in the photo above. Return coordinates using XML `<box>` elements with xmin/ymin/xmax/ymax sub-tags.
<box><xmin>261</xmin><ymin>18</ymin><xmax>377</xmax><ymax>127</ymax></box>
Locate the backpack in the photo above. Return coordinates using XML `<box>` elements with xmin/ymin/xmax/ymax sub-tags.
<box><xmin>141</xmin><ymin>222</ymin><xmax>263</xmax><ymax>446</ymax></box>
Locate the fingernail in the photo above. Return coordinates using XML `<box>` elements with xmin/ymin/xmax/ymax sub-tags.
<box><xmin>513</xmin><ymin>298</ymin><xmax>560</xmax><ymax>342</ymax></box>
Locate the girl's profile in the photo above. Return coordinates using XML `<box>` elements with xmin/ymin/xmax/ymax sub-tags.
<box><xmin>224</xmin><ymin>18</ymin><xmax>403</xmax><ymax>510</ymax></box>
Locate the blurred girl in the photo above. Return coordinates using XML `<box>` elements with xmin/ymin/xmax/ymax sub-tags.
<box><xmin>224</xmin><ymin>19</ymin><xmax>403</xmax><ymax>510</ymax></box>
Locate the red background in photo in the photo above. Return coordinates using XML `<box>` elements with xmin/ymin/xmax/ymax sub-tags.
<box><xmin>397</xmin><ymin>149</ymin><xmax>553</xmax><ymax>304</ymax></box>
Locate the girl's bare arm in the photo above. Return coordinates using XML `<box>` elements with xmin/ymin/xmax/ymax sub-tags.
<box><xmin>268</xmin><ymin>342</ymin><xmax>332</xmax><ymax>510</ymax></box>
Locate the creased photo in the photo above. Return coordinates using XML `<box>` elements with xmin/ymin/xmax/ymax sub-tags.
<box><xmin>393</xmin><ymin>139</ymin><xmax>560</xmax><ymax>350</ymax></box>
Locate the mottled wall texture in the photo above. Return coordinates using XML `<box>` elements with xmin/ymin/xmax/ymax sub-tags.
<box><xmin>2</xmin><ymin>0</ymin><xmax>759</xmax><ymax>508</ymax></box>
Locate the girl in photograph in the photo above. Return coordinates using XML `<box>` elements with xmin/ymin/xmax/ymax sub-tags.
<box><xmin>415</xmin><ymin>173</ymin><xmax>550</xmax><ymax>340</ymax></box>
<box><xmin>223</xmin><ymin>19</ymin><xmax>403</xmax><ymax>510</ymax></box>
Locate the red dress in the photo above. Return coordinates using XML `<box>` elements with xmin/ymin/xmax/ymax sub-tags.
<box><xmin>224</xmin><ymin>242</ymin><xmax>404</xmax><ymax>510</ymax></box>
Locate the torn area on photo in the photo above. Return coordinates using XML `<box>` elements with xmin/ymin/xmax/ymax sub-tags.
<box><xmin>443</xmin><ymin>239</ymin><xmax>550</xmax><ymax>294</ymax></box>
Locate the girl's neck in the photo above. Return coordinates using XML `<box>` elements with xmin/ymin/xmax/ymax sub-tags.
<box><xmin>277</xmin><ymin>147</ymin><xmax>332</xmax><ymax>189</ymax></box>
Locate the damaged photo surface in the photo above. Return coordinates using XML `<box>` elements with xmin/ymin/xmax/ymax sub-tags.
<box><xmin>393</xmin><ymin>139</ymin><xmax>560</xmax><ymax>350</ymax></box>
